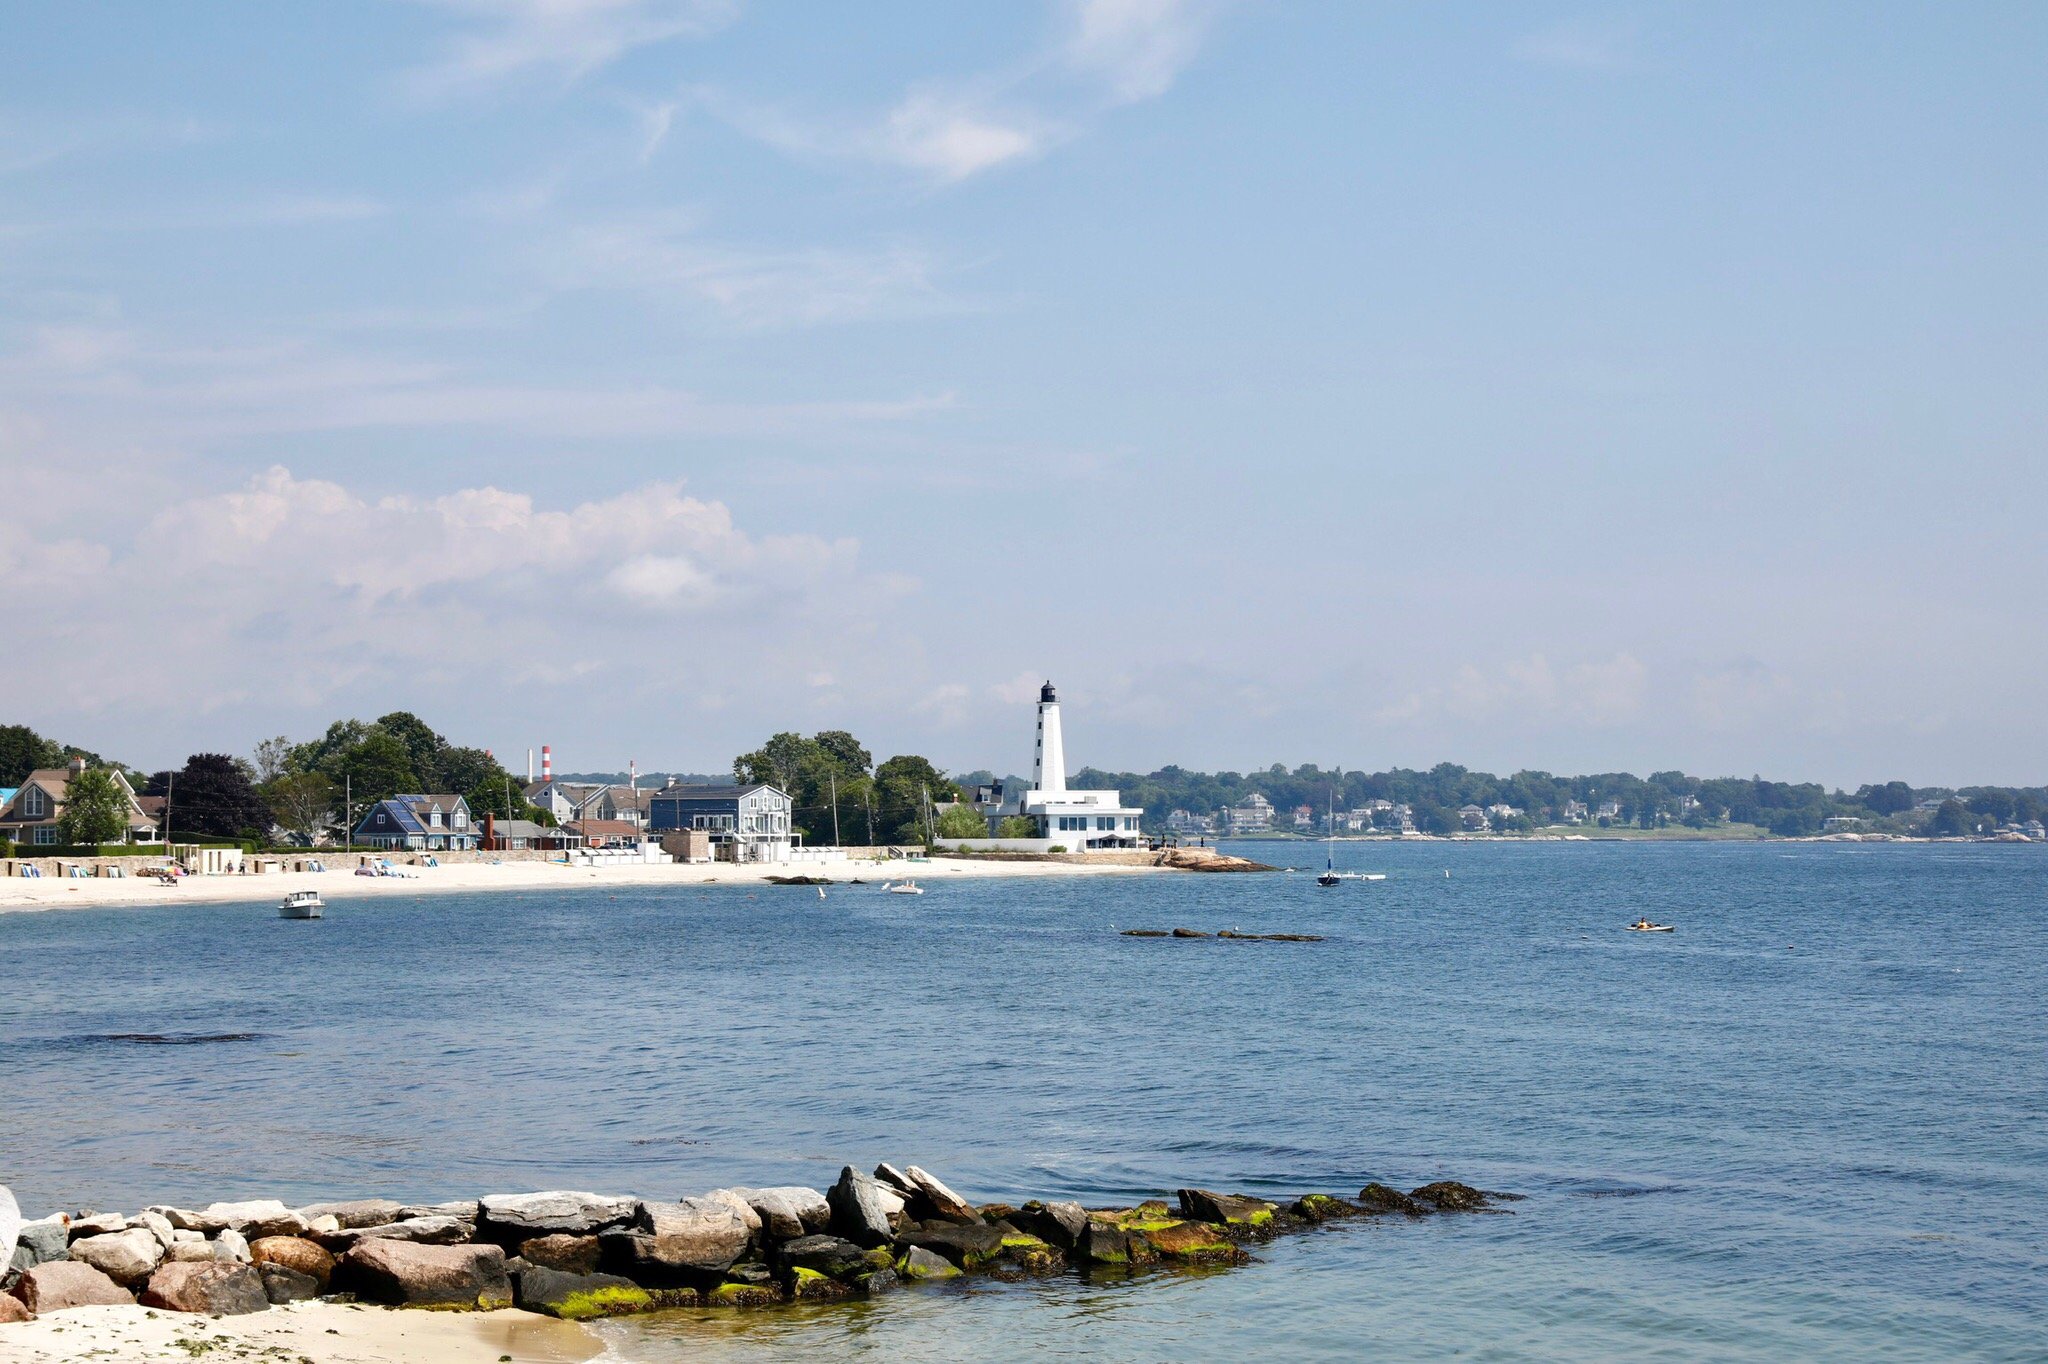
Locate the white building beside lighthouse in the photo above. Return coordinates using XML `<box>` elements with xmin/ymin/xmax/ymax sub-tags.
<box><xmin>973</xmin><ymin>681</ymin><xmax>1146</xmax><ymax>852</ymax></box>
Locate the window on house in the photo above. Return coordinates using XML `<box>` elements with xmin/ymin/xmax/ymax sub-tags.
<box><xmin>34</xmin><ymin>826</ymin><xmax>58</xmax><ymax>845</ymax></box>
<box><xmin>430</xmin><ymin>809</ymin><xmax>442</xmax><ymax>827</ymax></box>
<box><xmin>24</xmin><ymin>787</ymin><xmax>47</xmax><ymax>818</ymax></box>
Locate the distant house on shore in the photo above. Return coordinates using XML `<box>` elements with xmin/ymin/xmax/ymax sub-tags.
<box><xmin>1561</xmin><ymin>800</ymin><xmax>1589</xmax><ymax>825</ymax></box>
<box><xmin>1458</xmin><ymin>804</ymin><xmax>1488</xmax><ymax>830</ymax></box>
<box><xmin>0</xmin><ymin>758</ymin><xmax>158</xmax><ymax>848</ymax></box>
<box><xmin>479</xmin><ymin>818</ymin><xmax>581</xmax><ymax>851</ymax></box>
<box><xmin>353</xmin><ymin>794</ymin><xmax>478</xmax><ymax>851</ymax></box>
<box><xmin>1226</xmin><ymin>794</ymin><xmax>1275</xmax><ymax>834</ymax></box>
<box><xmin>647</xmin><ymin>783</ymin><xmax>794</xmax><ymax>862</ymax></box>
<box><xmin>564</xmin><ymin>818</ymin><xmax>643</xmax><ymax>849</ymax></box>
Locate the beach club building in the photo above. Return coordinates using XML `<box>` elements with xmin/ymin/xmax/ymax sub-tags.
<box><xmin>351</xmin><ymin>794</ymin><xmax>479</xmax><ymax>851</ymax></box>
<box><xmin>646</xmin><ymin>783</ymin><xmax>795</xmax><ymax>863</ymax></box>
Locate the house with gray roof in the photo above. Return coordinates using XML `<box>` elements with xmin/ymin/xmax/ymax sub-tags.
<box><xmin>352</xmin><ymin>793</ymin><xmax>478</xmax><ymax>850</ymax></box>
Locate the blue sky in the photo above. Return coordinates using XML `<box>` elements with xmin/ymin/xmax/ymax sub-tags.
<box><xmin>2</xmin><ymin>1</ymin><xmax>2044</xmax><ymax>786</ymax></box>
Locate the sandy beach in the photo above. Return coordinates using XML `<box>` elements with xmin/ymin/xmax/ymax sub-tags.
<box><xmin>0</xmin><ymin>851</ymin><xmax>1162</xmax><ymax>913</ymax></box>
<box><xmin>0</xmin><ymin>1302</ymin><xmax>599</xmax><ymax>1363</ymax></box>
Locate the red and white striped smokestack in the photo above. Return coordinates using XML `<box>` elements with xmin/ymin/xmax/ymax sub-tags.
<box><xmin>542</xmin><ymin>745</ymin><xmax>552</xmax><ymax>782</ymax></box>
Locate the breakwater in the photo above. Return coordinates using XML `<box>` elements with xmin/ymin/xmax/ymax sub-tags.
<box><xmin>2</xmin><ymin>1166</ymin><xmax>1510</xmax><ymax>1325</ymax></box>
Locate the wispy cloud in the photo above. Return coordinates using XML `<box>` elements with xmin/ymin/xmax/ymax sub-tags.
<box><xmin>700</xmin><ymin>0</ymin><xmax>1229</xmax><ymax>183</ymax></box>
<box><xmin>1376</xmin><ymin>654</ymin><xmax>1650</xmax><ymax>728</ymax></box>
<box><xmin>544</xmin><ymin>214</ymin><xmax>954</xmax><ymax>328</ymax></box>
<box><xmin>402</xmin><ymin>0</ymin><xmax>740</xmax><ymax>101</ymax></box>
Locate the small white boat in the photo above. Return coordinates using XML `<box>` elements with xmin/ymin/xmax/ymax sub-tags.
<box><xmin>884</xmin><ymin>880</ymin><xmax>925</xmax><ymax>896</ymax></box>
<box><xmin>279</xmin><ymin>890</ymin><xmax>324</xmax><ymax>920</ymax></box>
<box><xmin>1627</xmin><ymin>920</ymin><xmax>1674</xmax><ymax>933</ymax></box>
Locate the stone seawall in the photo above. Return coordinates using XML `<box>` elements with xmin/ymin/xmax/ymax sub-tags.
<box><xmin>2</xmin><ymin>1165</ymin><xmax>1512</xmax><ymax>1326</ymax></box>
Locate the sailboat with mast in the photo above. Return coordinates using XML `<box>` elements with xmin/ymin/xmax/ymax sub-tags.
<box><xmin>1317</xmin><ymin>792</ymin><xmax>1341</xmax><ymax>886</ymax></box>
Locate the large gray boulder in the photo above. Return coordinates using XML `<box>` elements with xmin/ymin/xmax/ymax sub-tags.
<box><xmin>905</xmin><ymin>1166</ymin><xmax>980</xmax><ymax>1225</ymax></box>
<box><xmin>826</xmin><ymin>1167</ymin><xmax>897</xmax><ymax>1247</ymax></box>
<box><xmin>260</xmin><ymin>1263</ymin><xmax>322</xmax><ymax>1304</ymax></box>
<box><xmin>477</xmin><ymin>1192</ymin><xmax>635</xmax><ymax>1243</ymax></box>
<box><xmin>297</xmin><ymin>1199</ymin><xmax>403</xmax><ymax>1229</ymax></box>
<box><xmin>340</xmin><ymin>1239</ymin><xmax>512</xmax><ymax>1309</ymax></box>
<box><xmin>135</xmin><ymin>1210</ymin><xmax>176</xmax><ymax>1252</ymax></box>
<box><xmin>599</xmin><ymin>1199</ymin><xmax>749</xmax><ymax>1283</ymax></box>
<box><xmin>17</xmin><ymin>1217</ymin><xmax>69</xmax><ymax>1267</ymax></box>
<box><xmin>698</xmin><ymin>1190</ymin><xmax>762</xmax><ymax>1237</ymax></box>
<box><xmin>320</xmin><ymin>1216</ymin><xmax>472</xmax><ymax>1249</ymax></box>
<box><xmin>69</xmin><ymin>1227</ymin><xmax>163</xmax><ymax>1286</ymax></box>
<box><xmin>1014</xmin><ymin>1200</ymin><xmax>1089</xmax><ymax>1251</ymax></box>
<box><xmin>189</xmin><ymin>1200</ymin><xmax>295</xmax><ymax>1235</ymax></box>
<box><xmin>741</xmin><ymin>1186</ymin><xmax>830</xmax><ymax>1237</ymax></box>
<box><xmin>518</xmin><ymin>1234</ymin><xmax>601</xmax><ymax>1275</ymax></box>
<box><xmin>66</xmin><ymin>1213</ymin><xmax>127</xmax><ymax>1238</ymax></box>
<box><xmin>140</xmin><ymin>1260</ymin><xmax>269</xmax><ymax>1315</ymax></box>
<box><xmin>213</xmin><ymin>1227</ymin><xmax>252</xmax><ymax>1263</ymax></box>
<box><xmin>9</xmin><ymin>1260</ymin><xmax>135</xmax><ymax>1311</ymax></box>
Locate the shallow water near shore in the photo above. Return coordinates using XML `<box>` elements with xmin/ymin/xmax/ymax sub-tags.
<box><xmin>4</xmin><ymin>841</ymin><xmax>2044</xmax><ymax>1360</ymax></box>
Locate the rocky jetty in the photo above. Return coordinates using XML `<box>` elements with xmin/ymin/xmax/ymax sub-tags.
<box><xmin>1</xmin><ymin>1170</ymin><xmax>1512</xmax><ymax>1326</ymax></box>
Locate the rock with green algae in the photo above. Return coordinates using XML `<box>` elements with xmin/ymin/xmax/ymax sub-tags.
<box><xmin>706</xmin><ymin>1280</ymin><xmax>783</xmax><ymax>1308</ymax></box>
<box><xmin>1079</xmin><ymin>1220</ymin><xmax>1131</xmax><ymax>1266</ymax></box>
<box><xmin>1289</xmin><ymin>1194</ymin><xmax>1354</xmax><ymax>1223</ymax></box>
<box><xmin>787</xmin><ymin>1265</ymin><xmax>854</xmax><ymax>1301</ymax></box>
<box><xmin>1357</xmin><ymin>1184</ymin><xmax>1430</xmax><ymax>1217</ymax></box>
<box><xmin>894</xmin><ymin>1222</ymin><xmax>1008</xmax><ymax>1271</ymax></box>
<box><xmin>514</xmin><ymin>1265</ymin><xmax>655</xmax><ymax>1320</ymax></box>
<box><xmin>894</xmin><ymin>1246</ymin><xmax>960</xmax><ymax>1281</ymax></box>
<box><xmin>1176</xmin><ymin>1190</ymin><xmax>1277</xmax><ymax>1229</ymax></box>
<box><xmin>1410</xmin><ymin>1182</ymin><xmax>1491</xmax><ymax>1212</ymax></box>
<box><xmin>1128</xmin><ymin>1221</ymin><xmax>1245</xmax><ymax>1264</ymax></box>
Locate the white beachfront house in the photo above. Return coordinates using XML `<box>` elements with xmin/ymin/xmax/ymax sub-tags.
<box><xmin>951</xmin><ymin>682</ymin><xmax>1145</xmax><ymax>854</ymax></box>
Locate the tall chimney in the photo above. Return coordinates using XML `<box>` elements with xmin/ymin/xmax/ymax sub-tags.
<box><xmin>542</xmin><ymin>745</ymin><xmax>552</xmax><ymax>783</ymax></box>
<box><xmin>1033</xmin><ymin>681</ymin><xmax>1066</xmax><ymax>795</ymax></box>
<box><xmin>629</xmin><ymin>759</ymin><xmax>638</xmax><ymax>793</ymax></box>
<box><xmin>527</xmin><ymin>748</ymin><xmax>534</xmax><ymax>783</ymax></box>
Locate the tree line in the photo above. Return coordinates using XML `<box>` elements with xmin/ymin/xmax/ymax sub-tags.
<box><xmin>1065</xmin><ymin>761</ymin><xmax>2048</xmax><ymax>838</ymax></box>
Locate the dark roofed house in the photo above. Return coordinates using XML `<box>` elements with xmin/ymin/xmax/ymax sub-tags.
<box><xmin>564</xmin><ymin>818</ymin><xmax>642</xmax><ymax>849</ymax></box>
<box><xmin>646</xmin><ymin>783</ymin><xmax>793</xmax><ymax>863</ymax></box>
<box><xmin>352</xmin><ymin>794</ymin><xmax>477</xmax><ymax>851</ymax></box>
<box><xmin>0</xmin><ymin>758</ymin><xmax>158</xmax><ymax>848</ymax></box>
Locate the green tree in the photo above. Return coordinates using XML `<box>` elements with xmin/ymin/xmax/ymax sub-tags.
<box><xmin>873</xmin><ymin>755</ymin><xmax>960</xmax><ymax>844</ymax></box>
<box><xmin>1929</xmin><ymin>799</ymin><xmax>1973</xmax><ymax>837</ymax></box>
<box><xmin>374</xmin><ymin>711</ymin><xmax>446</xmax><ymax>786</ymax></box>
<box><xmin>57</xmin><ymin>767</ymin><xmax>127</xmax><ymax>845</ymax></box>
<box><xmin>264</xmin><ymin>772</ymin><xmax>335</xmax><ymax>845</ymax></box>
<box><xmin>996</xmin><ymin>815</ymin><xmax>1038</xmax><ymax>838</ymax></box>
<box><xmin>251</xmin><ymin>735</ymin><xmax>295</xmax><ymax>784</ymax></box>
<box><xmin>733</xmin><ymin>732</ymin><xmax>823</xmax><ymax>793</ymax></box>
<box><xmin>321</xmin><ymin>730</ymin><xmax>414</xmax><ymax>805</ymax></box>
<box><xmin>934</xmin><ymin>805</ymin><xmax>988</xmax><ymax>839</ymax></box>
<box><xmin>0</xmin><ymin>725</ymin><xmax>64</xmax><ymax>786</ymax></box>
<box><xmin>149</xmin><ymin>754</ymin><xmax>269</xmax><ymax>839</ymax></box>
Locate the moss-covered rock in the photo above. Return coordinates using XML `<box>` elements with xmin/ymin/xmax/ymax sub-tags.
<box><xmin>1410</xmin><ymin>1182</ymin><xmax>1489</xmax><ymax>1212</ymax></box>
<box><xmin>1358</xmin><ymin>1183</ymin><xmax>1430</xmax><ymax>1216</ymax></box>
<box><xmin>1131</xmin><ymin>1221</ymin><xmax>1245</xmax><ymax>1263</ymax></box>
<box><xmin>706</xmin><ymin>1280</ymin><xmax>783</xmax><ymax>1308</ymax></box>
<box><xmin>787</xmin><ymin>1265</ymin><xmax>854</xmax><ymax>1302</ymax></box>
<box><xmin>895</xmin><ymin>1246</ymin><xmax>960</xmax><ymax>1281</ymax></box>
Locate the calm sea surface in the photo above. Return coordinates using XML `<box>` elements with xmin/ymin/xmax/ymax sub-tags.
<box><xmin>3</xmin><ymin>841</ymin><xmax>2043</xmax><ymax>1361</ymax></box>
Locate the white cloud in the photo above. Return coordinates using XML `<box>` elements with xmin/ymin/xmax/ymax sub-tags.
<box><xmin>1377</xmin><ymin>653</ymin><xmax>1648</xmax><ymax>728</ymax></box>
<box><xmin>0</xmin><ymin>460</ymin><xmax>890</xmax><ymax>733</ymax></box>
<box><xmin>403</xmin><ymin>0</ymin><xmax>739</xmax><ymax>100</ymax></box>
<box><xmin>546</xmin><ymin>215</ymin><xmax>951</xmax><ymax>328</ymax></box>
<box><xmin>698</xmin><ymin>0</ymin><xmax>1227</xmax><ymax>183</ymax></box>
<box><xmin>1063</xmin><ymin>0</ymin><xmax>1221</xmax><ymax>104</ymax></box>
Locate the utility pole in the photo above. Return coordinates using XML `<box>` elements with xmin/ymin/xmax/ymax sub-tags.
<box><xmin>344</xmin><ymin>775</ymin><xmax>351</xmax><ymax>856</ymax></box>
<box><xmin>163</xmin><ymin>773</ymin><xmax>173</xmax><ymax>858</ymax></box>
<box><xmin>864</xmin><ymin>784</ymin><xmax>875</xmax><ymax>847</ymax></box>
<box><xmin>828</xmin><ymin>771</ymin><xmax>841</xmax><ymax>848</ymax></box>
<box><xmin>922</xmin><ymin>784</ymin><xmax>935</xmax><ymax>845</ymax></box>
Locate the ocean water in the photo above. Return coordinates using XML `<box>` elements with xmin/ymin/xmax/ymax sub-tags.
<box><xmin>2</xmin><ymin>841</ymin><xmax>2043</xmax><ymax>1361</ymax></box>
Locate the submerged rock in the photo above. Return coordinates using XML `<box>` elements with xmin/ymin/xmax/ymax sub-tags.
<box><xmin>140</xmin><ymin>1260</ymin><xmax>269</xmax><ymax>1315</ymax></box>
<box><xmin>1176</xmin><ymin>1190</ymin><xmax>1275</xmax><ymax>1229</ymax></box>
<box><xmin>895</xmin><ymin>1222</ymin><xmax>1008</xmax><ymax>1271</ymax></box>
<box><xmin>1410</xmin><ymin>1182</ymin><xmax>1490</xmax><ymax>1211</ymax></box>
<box><xmin>1357</xmin><ymin>1183</ymin><xmax>1430</xmax><ymax>1216</ymax></box>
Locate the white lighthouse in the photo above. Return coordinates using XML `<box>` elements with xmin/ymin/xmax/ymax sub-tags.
<box><xmin>1033</xmin><ymin>681</ymin><xmax>1067</xmax><ymax>796</ymax></box>
<box><xmin>976</xmin><ymin>679</ymin><xmax>1144</xmax><ymax>852</ymax></box>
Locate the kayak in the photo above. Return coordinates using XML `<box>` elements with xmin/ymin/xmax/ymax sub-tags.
<box><xmin>1627</xmin><ymin>923</ymin><xmax>1675</xmax><ymax>933</ymax></box>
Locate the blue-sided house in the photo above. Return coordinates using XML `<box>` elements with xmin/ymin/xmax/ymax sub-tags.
<box><xmin>352</xmin><ymin>794</ymin><xmax>478</xmax><ymax>851</ymax></box>
<box><xmin>646</xmin><ymin>783</ymin><xmax>793</xmax><ymax>862</ymax></box>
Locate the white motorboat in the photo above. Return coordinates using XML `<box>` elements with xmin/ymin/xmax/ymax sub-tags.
<box><xmin>279</xmin><ymin>890</ymin><xmax>324</xmax><ymax>920</ymax></box>
<box><xmin>884</xmin><ymin>880</ymin><xmax>925</xmax><ymax>895</ymax></box>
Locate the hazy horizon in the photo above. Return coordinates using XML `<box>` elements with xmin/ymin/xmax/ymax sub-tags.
<box><xmin>4</xmin><ymin>3</ymin><xmax>2043</xmax><ymax>789</ymax></box>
